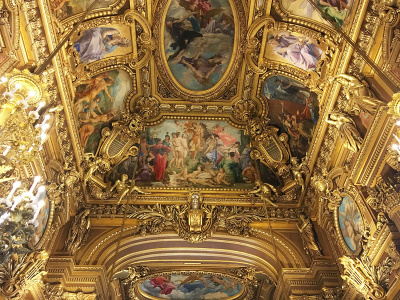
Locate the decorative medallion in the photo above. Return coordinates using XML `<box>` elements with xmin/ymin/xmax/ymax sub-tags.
<box><xmin>336</xmin><ymin>194</ymin><xmax>364</xmax><ymax>254</ymax></box>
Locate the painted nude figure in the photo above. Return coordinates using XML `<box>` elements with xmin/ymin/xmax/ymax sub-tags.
<box><xmin>75</xmin><ymin>73</ymin><xmax>115</xmax><ymax>107</ymax></box>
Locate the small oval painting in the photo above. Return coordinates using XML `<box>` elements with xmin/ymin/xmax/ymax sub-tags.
<box><xmin>338</xmin><ymin>196</ymin><xmax>364</xmax><ymax>253</ymax></box>
<box><xmin>163</xmin><ymin>0</ymin><xmax>235</xmax><ymax>91</ymax></box>
<box><xmin>29</xmin><ymin>191</ymin><xmax>49</xmax><ymax>246</ymax></box>
<box><xmin>140</xmin><ymin>273</ymin><xmax>243</xmax><ymax>299</ymax></box>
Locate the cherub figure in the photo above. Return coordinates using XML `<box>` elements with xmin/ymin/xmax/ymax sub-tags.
<box><xmin>83</xmin><ymin>155</ymin><xmax>110</xmax><ymax>186</ymax></box>
<box><xmin>245</xmin><ymin>180</ymin><xmax>278</xmax><ymax>207</ymax></box>
<box><xmin>215</xmin><ymin>168</ymin><xmax>230</xmax><ymax>185</ymax></box>
<box><xmin>291</xmin><ymin>157</ymin><xmax>306</xmax><ymax>191</ymax></box>
<box><xmin>110</xmin><ymin>174</ymin><xmax>150</xmax><ymax>204</ymax></box>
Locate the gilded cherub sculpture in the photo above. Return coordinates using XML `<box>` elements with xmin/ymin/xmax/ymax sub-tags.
<box><xmin>110</xmin><ymin>174</ymin><xmax>150</xmax><ymax>204</ymax></box>
<box><xmin>246</xmin><ymin>180</ymin><xmax>278</xmax><ymax>207</ymax></box>
<box><xmin>291</xmin><ymin>157</ymin><xmax>306</xmax><ymax>192</ymax></box>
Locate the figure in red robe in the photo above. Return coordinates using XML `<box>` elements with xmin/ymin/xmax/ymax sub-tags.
<box><xmin>152</xmin><ymin>139</ymin><xmax>171</xmax><ymax>181</ymax></box>
<box><xmin>149</xmin><ymin>276</ymin><xmax>176</xmax><ymax>295</ymax></box>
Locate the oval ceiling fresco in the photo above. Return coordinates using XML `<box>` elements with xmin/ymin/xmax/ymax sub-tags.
<box><xmin>139</xmin><ymin>273</ymin><xmax>243</xmax><ymax>299</ymax></box>
<box><xmin>163</xmin><ymin>0</ymin><xmax>235</xmax><ymax>92</ymax></box>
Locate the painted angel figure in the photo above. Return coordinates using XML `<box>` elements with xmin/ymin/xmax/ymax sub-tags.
<box><xmin>326</xmin><ymin>112</ymin><xmax>363</xmax><ymax>152</ymax></box>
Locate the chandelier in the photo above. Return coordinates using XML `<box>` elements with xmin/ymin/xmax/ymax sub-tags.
<box><xmin>0</xmin><ymin>70</ymin><xmax>52</xmax><ymax>260</ymax></box>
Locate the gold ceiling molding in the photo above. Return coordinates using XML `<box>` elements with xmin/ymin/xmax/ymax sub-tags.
<box><xmin>273</xmin><ymin>259</ymin><xmax>342</xmax><ymax>299</ymax></box>
<box><xmin>55</xmin><ymin>0</ymin><xmax>127</xmax><ymax>29</ymax></box>
<box><xmin>382</xmin><ymin>6</ymin><xmax>400</xmax><ymax>87</ymax></box>
<box><xmin>77</xmin><ymin>231</ymin><xmax>306</xmax><ymax>273</ymax></box>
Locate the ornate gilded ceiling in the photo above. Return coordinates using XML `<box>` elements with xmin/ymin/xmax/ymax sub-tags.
<box><xmin>2</xmin><ymin>0</ymin><xmax>400</xmax><ymax>298</ymax></box>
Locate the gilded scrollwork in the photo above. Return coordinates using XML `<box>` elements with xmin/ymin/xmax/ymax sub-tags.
<box><xmin>41</xmin><ymin>283</ymin><xmax>97</xmax><ymax>300</ymax></box>
<box><xmin>126</xmin><ymin>193</ymin><xmax>267</xmax><ymax>243</ymax></box>
<box><xmin>340</xmin><ymin>256</ymin><xmax>393</xmax><ymax>300</ymax></box>
<box><xmin>366</xmin><ymin>176</ymin><xmax>400</xmax><ymax>214</ymax></box>
<box><xmin>0</xmin><ymin>251</ymin><xmax>48</xmax><ymax>299</ymax></box>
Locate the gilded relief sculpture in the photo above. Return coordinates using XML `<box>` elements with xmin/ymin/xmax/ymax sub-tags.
<box><xmin>331</xmin><ymin>74</ymin><xmax>382</xmax><ymax>115</ymax></box>
<box><xmin>110</xmin><ymin>174</ymin><xmax>150</xmax><ymax>204</ymax></box>
<box><xmin>245</xmin><ymin>180</ymin><xmax>278</xmax><ymax>207</ymax></box>
<box><xmin>326</xmin><ymin>111</ymin><xmax>363</xmax><ymax>152</ymax></box>
<box><xmin>64</xmin><ymin>209</ymin><xmax>91</xmax><ymax>255</ymax></box>
<box><xmin>297</xmin><ymin>214</ymin><xmax>322</xmax><ymax>258</ymax></box>
<box><xmin>291</xmin><ymin>157</ymin><xmax>307</xmax><ymax>192</ymax></box>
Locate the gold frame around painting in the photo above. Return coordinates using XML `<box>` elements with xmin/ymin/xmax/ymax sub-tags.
<box><xmin>153</xmin><ymin>0</ymin><xmax>247</xmax><ymax>102</ymax></box>
<box><xmin>55</xmin><ymin>0</ymin><xmax>128</xmax><ymax>27</ymax></box>
<box><xmin>33</xmin><ymin>198</ymin><xmax>54</xmax><ymax>251</ymax></box>
<box><xmin>65</xmin><ymin>15</ymin><xmax>140</xmax><ymax>71</ymax></box>
<box><xmin>272</xmin><ymin>0</ymin><xmax>359</xmax><ymax>35</ymax></box>
<box><xmin>334</xmin><ymin>189</ymin><xmax>365</xmax><ymax>256</ymax></box>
